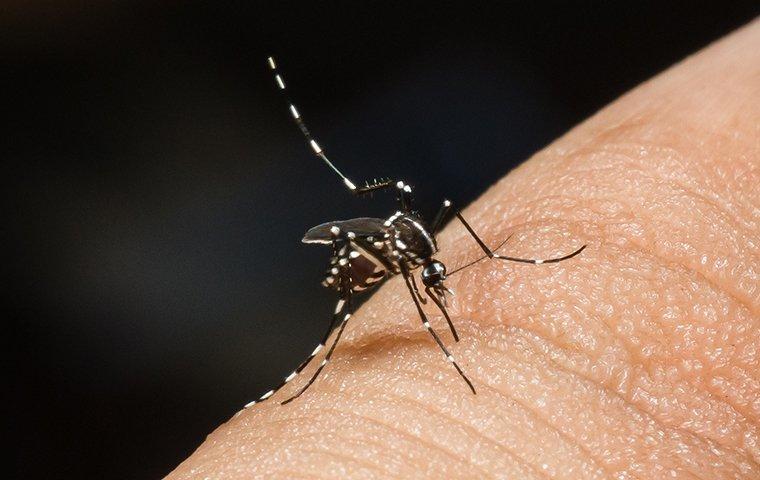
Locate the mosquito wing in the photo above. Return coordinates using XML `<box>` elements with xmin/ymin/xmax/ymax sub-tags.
<box><xmin>302</xmin><ymin>217</ymin><xmax>388</xmax><ymax>244</ymax></box>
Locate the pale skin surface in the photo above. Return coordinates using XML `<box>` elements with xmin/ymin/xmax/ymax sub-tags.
<box><xmin>168</xmin><ymin>20</ymin><xmax>759</xmax><ymax>479</ymax></box>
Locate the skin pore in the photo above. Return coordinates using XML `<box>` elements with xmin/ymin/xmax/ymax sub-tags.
<box><xmin>168</xmin><ymin>20</ymin><xmax>759</xmax><ymax>479</ymax></box>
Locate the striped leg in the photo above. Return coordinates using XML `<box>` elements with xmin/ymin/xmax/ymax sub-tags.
<box><xmin>409</xmin><ymin>273</ymin><xmax>427</xmax><ymax>304</ymax></box>
<box><xmin>400</xmin><ymin>263</ymin><xmax>476</xmax><ymax>394</ymax></box>
<box><xmin>266</xmin><ymin>56</ymin><xmax>393</xmax><ymax>197</ymax></box>
<box><xmin>281</xmin><ymin>289</ymin><xmax>352</xmax><ymax>405</ymax></box>
<box><xmin>243</xmin><ymin>293</ymin><xmax>348</xmax><ymax>408</ymax></box>
<box><xmin>430</xmin><ymin>199</ymin><xmax>453</xmax><ymax>236</ymax></box>
<box><xmin>395</xmin><ymin>180</ymin><xmax>413</xmax><ymax>212</ymax></box>
<box><xmin>245</xmin><ymin>234</ymin><xmax>350</xmax><ymax>408</ymax></box>
<box><xmin>279</xmin><ymin>233</ymin><xmax>355</xmax><ymax>405</ymax></box>
<box><xmin>447</xmin><ymin>235</ymin><xmax>512</xmax><ymax>277</ymax></box>
<box><xmin>455</xmin><ymin>211</ymin><xmax>587</xmax><ymax>265</ymax></box>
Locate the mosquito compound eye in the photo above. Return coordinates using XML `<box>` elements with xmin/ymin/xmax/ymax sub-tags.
<box><xmin>421</xmin><ymin>261</ymin><xmax>446</xmax><ymax>286</ymax></box>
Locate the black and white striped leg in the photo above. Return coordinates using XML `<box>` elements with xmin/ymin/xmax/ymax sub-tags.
<box><xmin>455</xmin><ymin>211</ymin><xmax>587</xmax><ymax>265</ymax></box>
<box><xmin>244</xmin><ymin>230</ymin><xmax>350</xmax><ymax>407</ymax></box>
<box><xmin>281</xmin><ymin>290</ymin><xmax>353</xmax><ymax>405</ymax></box>
<box><xmin>279</xmin><ymin>230</ymin><xmax>354</xmax><ymax>405</ymax></box>
<box><xmin>447</xmin><ymin>235</ymin><xmax>512</xmax><ymax>277</ymax></box>
<box><xmin>400</xmin><ymin>263</ymin><xmax>476</xmax><ymax>394</ymax></box>
<box><xmin>243</xmin><ymin>285</ymin><xmax>348</xmax><ymax>408</ymax></box>
<box><xmin>266</xmin><ymin>56</ymin><xmax>393</xmax><ymax>196</ymax></box>
<box><xmin>424</xmin><ymin>286</ymin><xmax>459</xmax><ymax>342</ymax></box>
<box><xmin>409</xmin><ymin>273</ymin><xmax>427</xmax><ymax>304</ymax></box>
<box><xmin>431</xmin><ymin>199</ymin><xmax>453</xmax><ymax>236</ymax></box>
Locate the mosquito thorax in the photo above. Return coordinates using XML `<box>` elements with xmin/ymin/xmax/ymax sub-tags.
<box><xmin>421</xmin><ymin>260</ymin><xmax>447</xmax><ymax>287</ymax></box>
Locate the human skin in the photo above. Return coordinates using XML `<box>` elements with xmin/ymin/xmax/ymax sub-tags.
<box><xmin>168</xmin><ymin>20</ymin><xmax>759</xmax><ymax>479</ymax></box>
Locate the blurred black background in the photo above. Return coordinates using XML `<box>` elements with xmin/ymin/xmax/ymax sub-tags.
<box><xmin>6</xmin><ymin>2</ymin><xmax>757</xmax><ymax>478</ymax></box>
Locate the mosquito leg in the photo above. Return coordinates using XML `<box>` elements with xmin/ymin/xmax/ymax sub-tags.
<box><xmin>244</xmin><ymin>291</ymin><xmax>347</xmax><ymax>408</ymax></box>
<box><xmin>394</xmin><ymin>181</ymin><xmax>413</xmax><ymax>212</ymax></box>
<box><xmin>400</xmin><ymin>263</ymin><xmax>476</xmax><ymax>394</ymax></box>
<box><xmin>455</xmin><ymin>211</ymin><xmax>586</xmax><ymax>265</ymax></box>
<box><xmin>446</xmin><ymin>235</ymin><xmax>512</xmax><ymax>277</ymax></box>
<box><xmin>430</xmin><ymin>199</ymin><xmax>453</xmax><ymax>236</ymax></box>
<box><xmin>245</xmin><ymin>232</ymin><xmax>350</xmax><ymax>407</ymax></box>
<box><xmin>281</xmin><ymin>291</ymin><xmax>352</xmax><ymax>405</ymax></box>
<box><xmin>409</xmin><ymin>274</ymin><xmax>427</xmax><ymax>304</ymax></box>
<box><xmin>493</xmin><ymin>244</ymin><xmax>587</xmax><ymax>264</ymax></box>
<box><xmin>267</xmin><ymin>56</ymin><xmax>394</xmax><ymax>197</ymax></box>
<box><xmin>424</xmin><ymin>286</ymin><xmax>459</xmax><ymax>342</ymax></box>
<box><xmin>280</xmin><ymin>239</ymin><xmax>355</xmax><ymax>405</ymax></box>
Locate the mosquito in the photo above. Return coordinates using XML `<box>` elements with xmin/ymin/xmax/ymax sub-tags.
<box><xmin>245</xmin><ymin>56</ymin><xmax>586</xmax><ymax>407</ymax></box>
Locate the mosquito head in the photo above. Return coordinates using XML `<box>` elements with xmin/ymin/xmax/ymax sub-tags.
<box><xmin>421</xmin><ymin>260</ymin><xmax>447</xmax><ymax>288</ymax></box>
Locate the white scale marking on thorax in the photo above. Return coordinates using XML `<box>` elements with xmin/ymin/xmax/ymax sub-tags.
<box><xmin>350</xmin><ymin>241</ymin><xmax>389</xmax><ymax>274</ymax></box>
<box><xmin>408</xmin><ymin>218</ymin><xmax>436</xmax><ymax>252</ymax></box>
<box><xmin>385</xmin><ymin>212</ymin><xmax>436</xmax><ymax>254</ymax></box>
<box><xmin>384</xmin><ymin>211</ymin><xmax>403</xmax><ymax>227</ymax></box>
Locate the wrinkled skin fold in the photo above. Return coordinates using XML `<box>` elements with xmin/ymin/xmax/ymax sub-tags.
<box><xmin>168</xmin><ymin>19</ymin><xmax>759</xmax><ymax>480</ymax></box>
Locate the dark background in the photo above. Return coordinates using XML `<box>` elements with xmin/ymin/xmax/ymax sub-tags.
<box><xmin>7</xmin><ymin>2</ymin><xmax>757</xmax><ymax>478</ymax></box>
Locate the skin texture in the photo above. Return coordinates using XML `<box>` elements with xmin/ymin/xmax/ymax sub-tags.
<box><xmin>168</xmin><ymin>20</ymin><xmax>759</xmax><ymax>479</ymax></box>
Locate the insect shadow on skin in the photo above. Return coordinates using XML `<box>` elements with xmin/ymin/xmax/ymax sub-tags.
<box><xmin>243</xmin><ymin>57</ymin><xmax>587</xmax><ymax>408</ymax></box>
